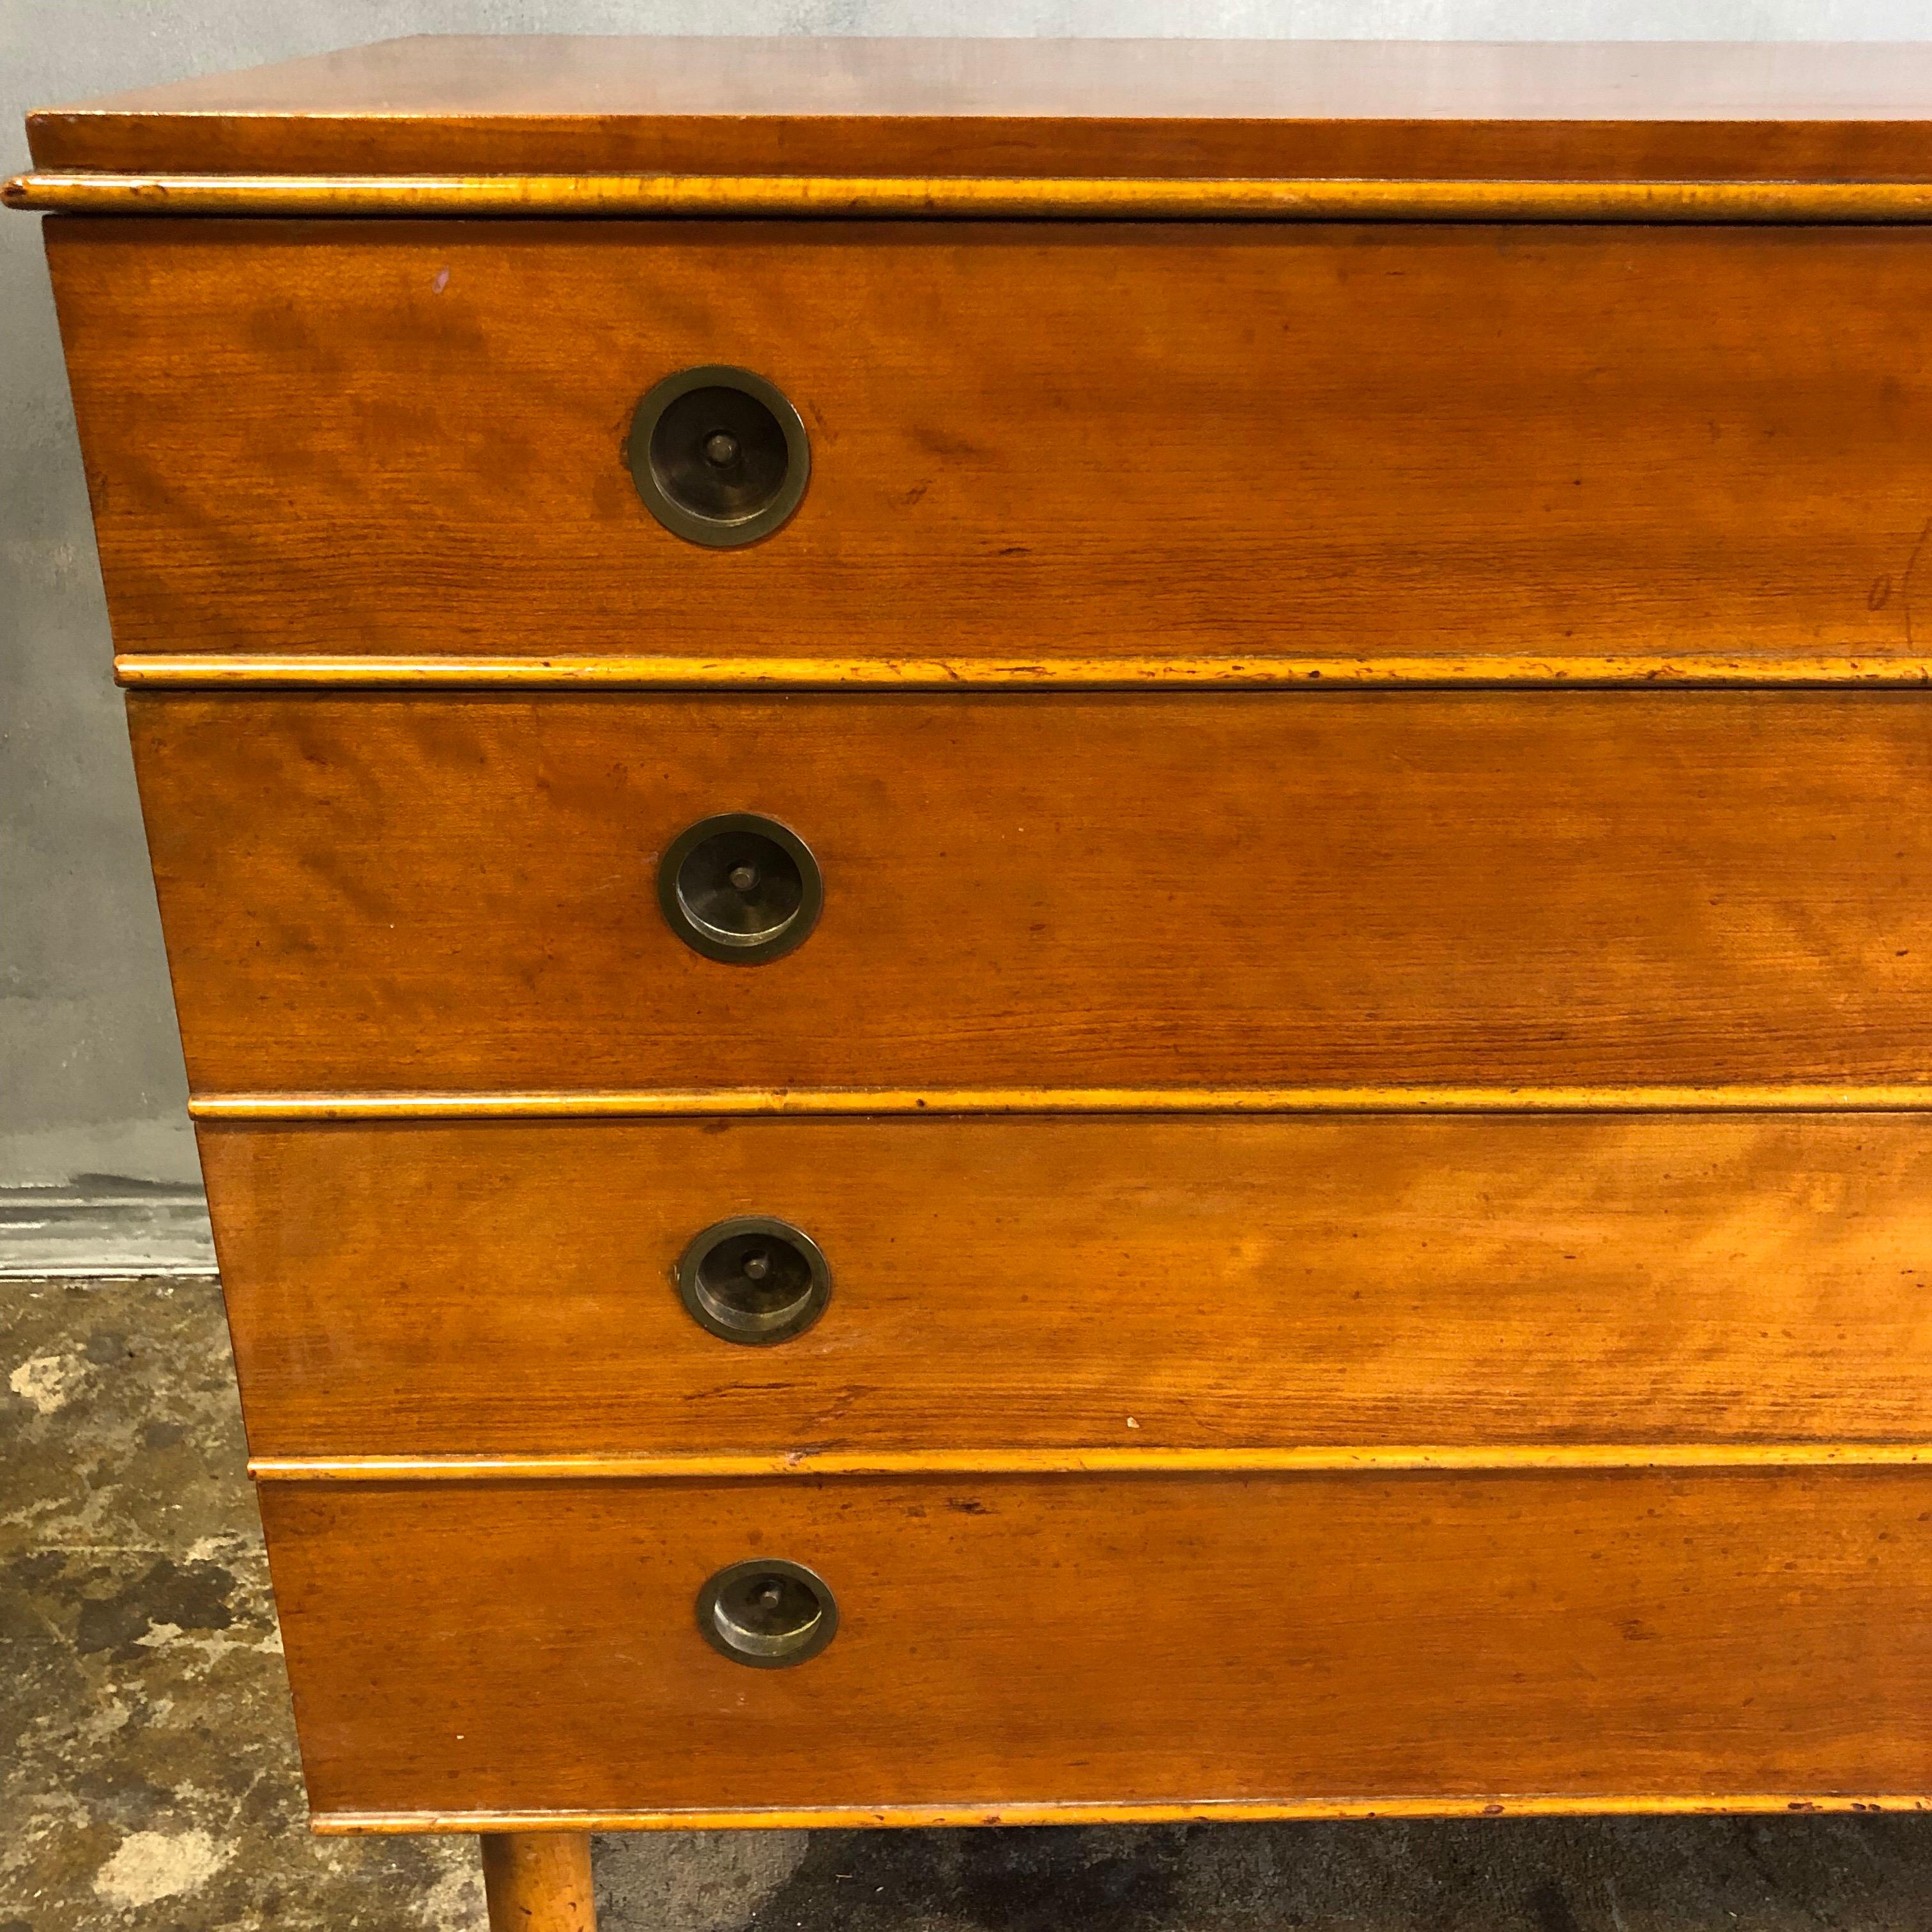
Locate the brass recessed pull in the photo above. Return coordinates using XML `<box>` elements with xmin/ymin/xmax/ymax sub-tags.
<box><xmin>629</xmin><ymin>365</ymin><xmax>809</xmax><ymax>546</ymax></box>
<box><xmin>677</xmin><ymin>1215</ymin><xmax>831</xmax><ymax>1344</ymax></box>
<box><xmin>657</xmin><ymin>812</ymin><xmax>822</xmax><ymax>963</ymax></box>
<box><xmin>697</xmin><ymin>1559</ymin><xmax>839</xmax><ymax>1668</ymax></box>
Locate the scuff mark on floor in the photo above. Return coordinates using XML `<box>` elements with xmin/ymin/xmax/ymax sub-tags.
<box><xmin>93</xmin><ymin>1827</ymin><xmax>226</xmax><ymax>1909</ymax></box>
<box><xmin>9</xmin><ymin>1353</ymin><xmax>84</xmax><ymax>1415</ymax></box>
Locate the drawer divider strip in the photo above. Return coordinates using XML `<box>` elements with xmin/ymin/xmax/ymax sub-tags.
<box><xmin>248</xmin><ymin>1445</ymin><xmax>1932</xmax><ymax>1482</ymax></box>
<box><xmin>111</xmin><ymin>653</ymin><xmax>1932</xmax><ymax>689</ymax></box>
<box><xmin>190</xmin><ymin>1085</ymin><xmax>1932</xmax><ymax>1121</ymax></box>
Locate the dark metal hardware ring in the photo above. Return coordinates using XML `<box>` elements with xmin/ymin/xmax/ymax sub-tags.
<box><xmin>697</xmin><ymin>1558</ymin><xmax>839</xmax><ymax>1667</ymax></box>
<box><xmin>628</xmin><ymin>365</ymin><xmax>809</xmax><ymax>547</ymax></box>
<box><xmin>677</xmin><ymin>1215</ymin><xmax>831</xmax><ymax>1344</ymax></box>
<box><xmin>657</xmin><ymin>812</ymin><xmax>822</xmax><ymax>964</ymax></box>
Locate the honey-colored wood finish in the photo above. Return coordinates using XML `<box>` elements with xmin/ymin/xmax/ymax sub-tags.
<box><xmin>482</xmin><ymin>1834</ymin><xmax>596</xmax><ymax>1932</ymax></box>
<box><xmin>183</xmin><ymin>1086</ymin><xmax>1932</xmax><ymax>1119</ymax></box>
<box><xmin>20</xmin><ymin>173</ymin><xmax>1932</xmax><ymax>222</ymax></box>
<box><xmin>105</xmin><ymin>653</ymin><xmax>1932</xmax><ymax>690</ymax></box>
<box><xmin>332</xmin><ymin>1795</ymin><xmax>1932</xmax><ymax>1833</ymax></box>
<box><xmin>248</xmin><ymin>1446</ymin><xmax>1932</xmax><ymax>1480</ymax></box>
<box><xmin>26</xmin><ymin>38</ymin><xmax>1932</xmax><ymax>180</ymax></box>
<box><xmin>29</xmin><ymin>34</ymin><xmax>1932</xmax><ymax>1864</ymax></box>
<box><xmin>47</xmin><ymin>222</ymin><xmax>1932</xmax><ymax>666</ymax></box>
<box><xmin>202</xmin><ymin>1115</ymin><xmax>1932</xmax><ymax>1457</ymax></box>
<box><xmin>261</xmin><ymin>1469</ymin><xmax>1932</xmax><ymax>1820</ymax></box>
<box><xmin>130</xmin><ymin>693</ymin><xmax>1932</xmax><ymax>1094</ymax></box>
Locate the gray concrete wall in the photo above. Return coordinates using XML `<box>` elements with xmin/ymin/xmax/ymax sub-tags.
<box><xmin>3</xmin><ymin>0</ymin><xmax>1926</xmax><ymax>1206</ymax></box>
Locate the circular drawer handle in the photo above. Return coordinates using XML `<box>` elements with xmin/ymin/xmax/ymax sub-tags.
<box><xmin>677</xmin><ymin>1215</ymin><xmax>831</xmax><ymax>1345</ymax></box>
<box><xmin>629</xmin><ymin>365</ymin><xmax>809</xmax><ymax>547</ymax></box>
<box><xmin>658</xmin><ymin>812</ymin><xmax>822</xmax><ymax>964</ymax></box>
<box><xmin>698</xmin><ymin>1558</ymin><xmax>839</xmax><ymax>1668</ymax></box>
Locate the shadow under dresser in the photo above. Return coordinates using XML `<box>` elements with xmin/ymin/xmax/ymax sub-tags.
<box><xmin>13</xmin><ymin>33</ymin><xmax>1932</xmax><ymax>1929</ymax></box>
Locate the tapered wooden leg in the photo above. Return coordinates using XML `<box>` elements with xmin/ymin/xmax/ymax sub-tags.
<box><xmin>480</xmin><ymin>1832</ymin><xmax>597</xmax><ymax>1931</ymax></box>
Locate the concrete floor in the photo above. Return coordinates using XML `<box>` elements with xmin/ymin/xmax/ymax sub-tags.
<box><xmin>6</xmin><ymin>1277</ymin><xmax>1932</xmax><ymax>1932</ymax></box>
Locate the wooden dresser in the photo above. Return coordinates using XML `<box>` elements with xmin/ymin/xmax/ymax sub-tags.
<box><xmin>15</xmin><ymin>35</ymin><xmax>1932</xmax><ymax>1929</ymax></box>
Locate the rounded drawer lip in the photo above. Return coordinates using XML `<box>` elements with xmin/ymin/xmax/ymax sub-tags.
<box><xmin>185</xmin><ymin>1084</ymin><xmax>1932</xmax><ymax>1120</ymax></box>
<box><xmin>14</xmin><ymin>171</ymin><xmax>1932</xmax><ymax>224</ymax></box>
<box><xmin>109</xmin><ymin>651</ymin><xmax>1932</xmax><ymax>691</ymax></box>
<box><xmin>248</xmin><ymin>1443</ymin><xmax>1932</xmax><ymax>1483</ymax></box>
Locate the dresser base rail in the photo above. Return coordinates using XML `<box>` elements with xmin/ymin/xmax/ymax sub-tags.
<box><xmin>326</xmin><ymin>1795</ymin><xmax>1932</xmax><ymax>1836</ymax></box>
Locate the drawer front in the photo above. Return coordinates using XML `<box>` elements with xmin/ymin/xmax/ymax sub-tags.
<box><xmin>207</xmin><ymin>1115</ymin><xmax>1932</xmax><ymax>1457</ymax></box>
<box><xmin>52</xmin><ymin>220</ymin><xmax>1932</xmax><ymax>668</ymax></box>
<box><xmin>264</xmin><ymin>1470</ymin><xmax>1932</xmax><ymax>1819</ymax></box>
<box><xmin>134</xmin><ymin>691</ymin><xmax>1932</xmax><ymax>1092</ymax></box>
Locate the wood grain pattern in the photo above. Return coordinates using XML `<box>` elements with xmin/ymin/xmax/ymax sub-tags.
<box><xmin>482</xmin><ymin>1834</ymin><xmax>596</xmax><ymax>1932</ymax></box>
<box><xmin>183</xmin><ymin>1087</ymin><xmax>1932</xmax><ymax>1119</ymax></box>
<box><xmin>130</xmin><ymin>692</ymin><xmax>1932</xmax><ymax>1094</ymax></box>
<box><xmin>261</xmin><ymin>1469</ymin><xmax>1932</xmax><ymax>1818</ymax></box>
<box><xmin>201</xmin><ymin>1115</ymin><xmax>1932</xmax><ymax>1457</ymax></box>
<box><xmin>323</xmin><ymin>1795</ymin><xmax>1932</xmax><ymax>1832</ymax></box>
<box><xmin>41</xmin><ymin>32</ymin><xmax>1932</xmax><ymax>1848</ymax></box>
<box><xmin>247</xmin><ymin>1447</ymin><xmax>1932</xmax><ymax>1479</ymax></box>
<box><xmin>20</xmin><ymin>173</ymin><xmax>1932</xmax><ymax>222</ymax></box>
<box><xmin>47</xmin><ymin>221</ymin><xmax>1932</xmax><ymax>665</ymax></box>
<box><xmin>106</xmin><ymin>654</ymin><xmax>1932</xmax><ymax>690</ymax></box>
<box><xmin>27</xmin><ymin>37</ymin><xmax>1932</xmax><ymax>180</ymax></box>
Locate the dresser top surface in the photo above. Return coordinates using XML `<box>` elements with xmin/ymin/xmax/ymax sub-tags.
<box><xmin>26</xmin><ymin>36</ymin><xmax>1932</xmax><ymax>180</ymax></box>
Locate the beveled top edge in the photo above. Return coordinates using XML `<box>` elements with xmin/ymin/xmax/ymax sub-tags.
<box><xmin>26</xmin><ymin>38</ymin><xmax>1932</xmax><ymax>182</ymax></box>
